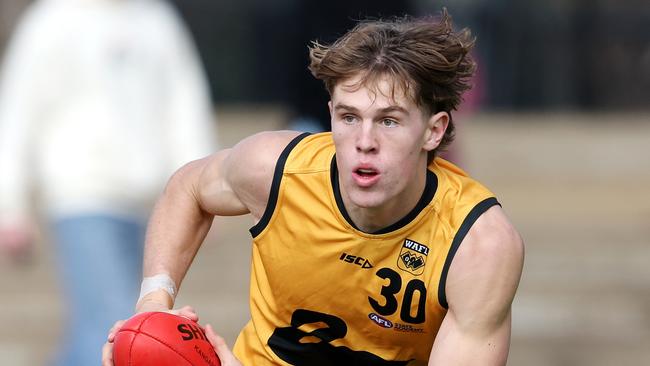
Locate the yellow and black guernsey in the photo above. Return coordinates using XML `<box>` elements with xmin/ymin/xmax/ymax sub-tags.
<box><xmin>233</xmin><ymin>133</ymin><xmax>499</xmax><ymax>365</ymax></box>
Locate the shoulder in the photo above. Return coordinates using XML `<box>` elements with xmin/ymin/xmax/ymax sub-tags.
<box><xmin>5</xmin><ymin>1</ymin><xmax>59</xmax><ymax>49</ymax></box>
<box><xmin>459</xmin><ymin>205</ymin><xmax>523</xmax><ymax>261</ymax></box>
<box><xmin>225</xmin><ymin>130</ymin><xmax>306</xmax><ymax>180</ymax></box>
<box><xmin>214</xmin><ymin>130</ymin><xmax>305</xmax><ymax>218</ymax></box>
<box><xmin>134</xmin><ymin>0</ymin><xmax>184</xmax><ymax>30</ymax></box>
<box><xmin>445</xmin><ymin>205</ymin><xmax>524</xmax><ymax>326</ymax></box>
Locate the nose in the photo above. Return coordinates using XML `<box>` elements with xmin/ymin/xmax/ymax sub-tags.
<box><xmin>356</xmin><ymin>121</ymin><xmax>378</xmax><ymax>154</ymax></box>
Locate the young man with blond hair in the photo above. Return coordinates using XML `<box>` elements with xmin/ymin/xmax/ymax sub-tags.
<box><xmin>104</xmin><ymin>10</ymin><xmax>523</xmax><ymax>366</ymax></box>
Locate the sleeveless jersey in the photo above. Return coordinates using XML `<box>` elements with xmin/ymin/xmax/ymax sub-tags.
<box><xmin>232</xmin><ymin>132</ymin><xmax>499</xmax><ymax>365</ymax></box>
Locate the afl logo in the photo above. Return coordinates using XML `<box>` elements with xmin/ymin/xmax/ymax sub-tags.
<box><xmin>368</xmin><ymin>313</ymin><xmax>393</xmax><ymax>328</ymax></box>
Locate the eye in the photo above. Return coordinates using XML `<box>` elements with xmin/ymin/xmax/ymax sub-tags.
<box><xmin>381</xmin><ymin>118</ymin><xmax>398</xmax><ymax>128</ymax></box>
<box><xmin>342</xmin><ymin>115</ymin><xmax>357</xmax><ymax>124</ymax></box>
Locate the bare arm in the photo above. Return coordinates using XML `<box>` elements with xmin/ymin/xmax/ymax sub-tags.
<box><xmin>429</xmin><ymin>205</ymin><xmax>524</xmax><ymax>365</ymax></box>
<box><xmin>136</xmin><ymin>130</ymin><xmax>302</xmax><ymax>311</ymax></box>
<box><xmin>104</xmin><ymin>131</ymin><xmax>302</xmax><ymax>366</ymax></box>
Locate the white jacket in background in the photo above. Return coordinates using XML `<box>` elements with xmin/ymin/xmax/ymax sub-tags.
<box><xmin>0</xmin><ymin>0</ymin><xmax>217</xmax><ymax>219</ymax></box>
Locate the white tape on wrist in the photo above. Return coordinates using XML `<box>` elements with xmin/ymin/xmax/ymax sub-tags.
<box><xmin>138</xmin><ymin>274</ymin><xmax>177</xmax><ymax>303</ymax></box>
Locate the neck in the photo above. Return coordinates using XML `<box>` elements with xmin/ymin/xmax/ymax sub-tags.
<box><xmin>341</xmin><ymin>167</ymin><xmax>428</xmax><ymax>233</ymax></box>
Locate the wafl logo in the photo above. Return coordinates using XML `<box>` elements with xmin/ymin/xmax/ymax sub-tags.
<box><xmin>397</xmin><ymin>239</ymin><xmax>429</xmax><ymax>275</ymax></box>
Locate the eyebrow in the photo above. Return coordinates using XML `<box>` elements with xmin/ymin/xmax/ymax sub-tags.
<box><xmin>333</xmin><ymin>103</ymin><xmax>409</xmax><ymax>115</ymax></box>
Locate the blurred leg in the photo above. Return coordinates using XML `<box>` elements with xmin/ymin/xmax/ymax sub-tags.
<box><xmin>50</xmin><ymin>214</ymin><xmax>145</xmax><ymax>366</ymax></box>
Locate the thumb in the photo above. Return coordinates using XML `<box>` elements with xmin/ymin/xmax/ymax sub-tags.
<box><xmin>205</xmin><ymin>324</ymin><xmax>241</xmax><ymax>366</ymax></box>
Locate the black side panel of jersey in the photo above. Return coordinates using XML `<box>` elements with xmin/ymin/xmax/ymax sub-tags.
<box><xmin>249</xmin><ymin>132</ymin><xmax>311</xmax><ymax>238</ymax></box>
<box><xmin>437</xmin><ymin>197</ymin><xmax>501</xmax><ymax>309</ymax></box>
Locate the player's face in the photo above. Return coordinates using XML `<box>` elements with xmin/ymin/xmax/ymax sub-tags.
<box><xmin>330</xmin><ymin>74</ymin><xmax>448</xmax><ymax>219</ymax></box>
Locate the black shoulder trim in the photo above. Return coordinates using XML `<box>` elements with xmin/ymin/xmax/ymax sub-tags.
<box><xmin>330</xmin><ymin>156</ymin><xmax>359</xmax><ymax>231</ymax></box>
<box><xmin>438</xmin><ymin>197</ymin><xmax>500</xmax><ymax>309</ymax></box>
<box><xmin>249</xmin><ymin>132</ymin><xmax>311</xmax><ymax>238</ymax></box>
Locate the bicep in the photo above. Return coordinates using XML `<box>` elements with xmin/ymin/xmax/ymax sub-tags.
<box><xmin>192</xmin><ymin>149</ymin><xmax>249</xmax><ymax>217</ymax></box>
<box><xmin>429</xmin><ymin>206</ymin><xmax>524</xmax><ymax>365</ymax></box>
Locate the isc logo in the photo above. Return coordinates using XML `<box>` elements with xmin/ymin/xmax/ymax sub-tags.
<box><xmin>339</xmin><ymin>252</ymin><xmax>373</xmax><ymax>269</ymax></box>
<box><xmin>177</xmin><ymin>323</ymin><xmax>208</xmax><ymax>341</ymax></box>
<box><xmin>368</xmin><ymin>313</ymin><xmax>393</xmax><ymax>328</ymax></box>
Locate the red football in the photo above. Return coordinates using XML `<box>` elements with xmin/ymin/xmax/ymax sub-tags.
<box><xmin>113</xmin><ymin>312</ymin><xmax>221</xmax><ymax>366</ymax></box>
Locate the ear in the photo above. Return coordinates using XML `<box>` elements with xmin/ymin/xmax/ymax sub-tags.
<box><xmin>328</xmin><ymin>100</ymin><xmax>333</xmax><ymax>115</ymax></box>
<box><xmin>423</xmin><ymin>111</ymin><xmax>449</xmax><ymax>152</ymax></box>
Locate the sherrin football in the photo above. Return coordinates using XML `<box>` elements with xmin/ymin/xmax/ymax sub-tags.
<box><xmin>113</xmin><ymin>311</ymin><xmax>221</xmax><ymax>366</ymax></box>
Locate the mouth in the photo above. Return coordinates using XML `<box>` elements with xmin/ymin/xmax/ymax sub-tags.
<box><xmin>352</xmin><ymin>166</ymin><xmax>380</xmax><ymax>187</ymax></box>
<box><xmin>355</xmin><ymin>168</ymin><xmax>378</xmax><ymax>177</ymax></box>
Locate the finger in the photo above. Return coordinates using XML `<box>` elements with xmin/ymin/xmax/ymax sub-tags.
<box><xmin>174</xmin><ymin>305</ymin><xmax>199</xmax><ymax>321</ymax></box>
<box><xmin>107</xmin><ymin>319</ymin><xmax>125</xmax><ymax>342</ymax></box>
<box><xmin>102</xmin><ymin>341</ymin><xmax>114</xmax><ymax>366</ymax></box>
<box><xmin>204</xmin><ymin>324</ymin><xmax>222</xmax><ymax>347</ymax></box>
<box><xmin>205</xmin><ymin>324</ymin><xmax>233</xmax><ymax>359</ymax></box>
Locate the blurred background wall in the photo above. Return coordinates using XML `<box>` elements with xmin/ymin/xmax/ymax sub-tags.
<box><xmin>0</xmin><ymin>0</ymin><xmax>649</xmax><ymax>365</ymax></box>
<box><xmin>3</xmin><ymin>0</ymin><xmax>650</xmax><ymax>109</ymax></box>
<box><xmin>162</xmin><ymin>0</ymin><xmax>650</xmax><ymax>110</ymax></box>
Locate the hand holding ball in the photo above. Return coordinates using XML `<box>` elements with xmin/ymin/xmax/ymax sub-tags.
<box><xmin>113</xmin><ymin>312</ymin><xmax>221</xmax><ymax>366</ymax></box>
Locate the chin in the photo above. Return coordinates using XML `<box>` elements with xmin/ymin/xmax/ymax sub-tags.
<box><xmin>348</xmin><ymin>190</ymin><xmax>386</xmax><ymax>209</ymax></box>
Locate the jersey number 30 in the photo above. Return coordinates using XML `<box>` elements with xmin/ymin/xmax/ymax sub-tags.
<box><xmin>368</xmin><ymin>267</ymin><xmax>427</xmax><ymax>324</ymax></box>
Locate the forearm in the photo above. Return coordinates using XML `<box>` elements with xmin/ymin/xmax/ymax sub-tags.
<box><xmin>134</xmin><ymin>136</ymin><xmax>279</xmax><ymax>312</ymax></box>
<box><xmin>138</xmin><ymin>161</ymin><xmax>214</xmax><ymax>310</ymax></box>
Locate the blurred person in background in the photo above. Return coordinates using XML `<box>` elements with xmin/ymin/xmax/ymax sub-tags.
<box><xmin>0</xmin><ymin>0</ymin><xmax>217</xmax><ymax>364</ymax></box>
<box><xmin>0</xmin><ymin>0</ymin><xmax>30</xmax><ymax>54</ymax></box>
